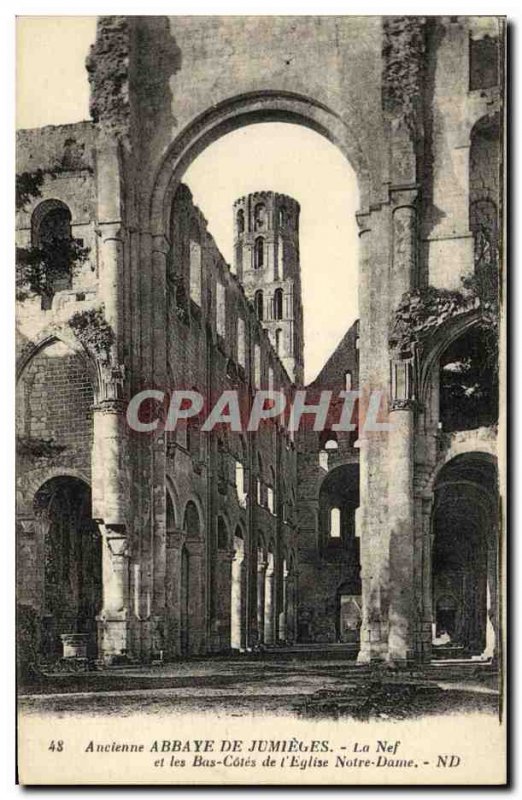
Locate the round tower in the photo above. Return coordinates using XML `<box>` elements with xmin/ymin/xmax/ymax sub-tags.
<box><xmin>233</xmin><ymin>191</ymin><xmax>304</xmax><ymax>385</ymax></box>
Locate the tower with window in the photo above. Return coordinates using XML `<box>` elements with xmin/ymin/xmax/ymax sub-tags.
<box><xmin>233</xmin><ymin>191</ymin><xmax>304</xmax><ymax>384</ymax></box>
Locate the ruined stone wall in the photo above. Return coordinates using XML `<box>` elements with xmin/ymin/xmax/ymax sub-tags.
<box><xmin>16</xmin><ymin>123</ymin><xmax>100</xmax><ymax>359</ymax></box>
<box><xmin>296</xmin><ymin>321</ymin><xmax>360</xmax><ymax>642</ymax></box>
<box><xmin>421</xmin><ymin>17</ymin><xmax>503</xmax><ymax>291</ymax></box>
<box><xmin>159</xmin><ymin>183</ymin><xmax>298</xmax><ymax>655</ymax></box>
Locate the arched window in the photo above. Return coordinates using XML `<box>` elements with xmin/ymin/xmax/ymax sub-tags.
<box><xmin>254</xmin><ymin>237</ymin><xmax>264</xmax><ymax>270</ymax></box>
<box><xmin>257</xmin><ymin>453</ymin><xmax>263</xmax><ymax>506</ymax></box>
<box><xmin>319</xmin><ymin>433</ymin><xmax>338</xmax><ymax>470</ymax></box>
<box><xmin>470</xmin><ymin>199</ymin><xmax>498</xmax><ymax>297</ymax></box>
<box><xmin>183</xmin><ymin>501</ymin><xmax>200</xmax><ymax>537</ymax></box>
<box><xmin>329</xmin><ymin>507</ymin><xmax>341</xmax><ymax>539</ymax></box>
<box><xmin>345</xmin><ymin>370</ymin><xmax>352</xmax><ymax>391</ymax></box>
<box><xmin>31</xmin><ymin>200</ymin><xmax>75</xmax><ymax>304</ymax></box>
<box><xmin>217</xmin><ymin>516</ymin><xmax>228</xmax><ymax>549</ymax></box>
<box><xmin>274</xmin><ymin>288</ymin><xmax>283</xmax><ymax>320</ymax></box>
<box><xmin>320</xmin><ymin>430</ymin><xmax>338</xmax><ymax>450</ymax></box>
<box><xmin>236</xmin><ymin>209</ymin><xmax>245</xmax><ymax>233</ymax></box>
<box><xmin>279</xmin><ymin>206</ymin><xmax>287</xmax><ymax>227</ymax></box>
<box><xmin>216</xmin><ymin>282</ymin><xmax>226</xmax><ymax>337</ymax></box>
<box><xmin>469</xmin><ymin>114</ymin><xmax>500</xmax><ymax>305</ymax></box>
<box><xmin>275</xmin><ymin>235</ymin><xmax>283</xmax><ymax>280</ymax></box>
<box><xmin>235</xmin><ymin>461</ymin><xmax>247</xmax><ymax>507</ymax></box>
<box><xmin>254</xmin><ymin>290</ymin><xmax>264</xmax><ymax>320</ymax></box>
<box><xmin>187</xmin><ymin>401</ymin><xmax>201</xmax><ymax>458</ymax></box>
<box><xmin>254</xmin><ymin>343</ymin><xmax>262</xmax><ymax>389</ymax></box>
<box><xmin>254</xmin><ymin>203</ymin><xmax>266</xmax><ymax>230</ymax></box>
<box><xmin>267</xmin><ymin>466</ymin><xmax>275</xmax><ymax>514</ymax></box>
<box><xmin>189</xmin><ymin>222</ymin><xmax>202</xmax><ymax>306</ymax></box>
<box><xmin>34</xmin><ymin>202</ymin><xmax>72</xmax><ymax>250</ymax></box>
<box><xmin>237</xmin><ymin>317</ymin><xmax>246</xmax><ymax>367</ymax></box>
<box><xmin>275</xmin><ymin>328</ymin><xmax>282</xmax><ymax>356</ymax></box>
<box><xmin>235</xmin><ymin>241</ymin><xmax>242</xmax><ymax>275</ymax></box>
<box><xmin>439</xmin><ymin>326</ymin><xmax>498</xmax><ymax>432</ymax></box>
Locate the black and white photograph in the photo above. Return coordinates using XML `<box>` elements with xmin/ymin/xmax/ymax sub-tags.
<box><xmin>12</xmin><ymin>11</ymin><xmax>506</xmax><ymax>786</ymax></box>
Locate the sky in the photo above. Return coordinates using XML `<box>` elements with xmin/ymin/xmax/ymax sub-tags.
<box><xmin>16</xmin><ymin>16</ymin><xmax>359</xmax><ymax>383</ymax></box>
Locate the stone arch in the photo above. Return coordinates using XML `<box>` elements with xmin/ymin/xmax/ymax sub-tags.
<box><xmin>217</xmin><ymin>514</ymin><xmax>230</xmax><ymax>550</ymax></box>
<box><xmin>430</xmin><ymin>452</ymin><xmax>499</xmax><ymax>659</ymax></box>
<box><xmin>16</xmin><ymin>327</ymin><xmax>98</xmax><ymax>392</ymax></box>
<box><xmin>418</xmin><ymin>309</ymin><xmax>485</xmax><ymax>404</ymax></box>
<box><xmin>179</xmin><ymin>496</ymin><xmax>205</xmax><ymax>655</ymax></box>
<box><xmin>148</xmin><ymin>91</ymin><xmax>368</xmax><ymax>238</ymax></box>
<box><xmin>426</xmin><ymin>446</ymin><xmax>498</xmax><ymax>498</ymax></box>
<box><xmin>28</xmin><ymin>475</ymin><xmax>101</xmax><ymax>660</ymax></box>
<box><xmin>181</xmin><ymin>496</ymin><xmax>204</xmax><ymax>538</ymax></box>
<box><xmin>31</xmin><ymin>198</ymin><xmax>72</xmax><ymax>242</ymax></box>
<box><xmin>17</xmin><ymin>466</ymin><xmax>91</xmax><ymax>517</ymax></box>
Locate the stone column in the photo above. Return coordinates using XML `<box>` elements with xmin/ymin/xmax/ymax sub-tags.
<box><xmin>278</xmin><ymin>562</ymin><xmax>288</xmax><ymax>643</ymax></box>
<box><xmin>390</xmin><ymin>190</ymin><xmax>418</xmax><ymax>310</ymax></box>
<box><xmin>212</xmin><ymin>549</ymin><xmax>234</xmax><ymax>653</ymax></box>
<box><xmin>416</xmin><ymin>495</ymin><xmax>434</xmax><ymax>661</ymax></box>
<box><xmin>482</xmin><ymin>536</ymin><xmax>498</xmax><ymax>661</ymax></box>
<box><xmin>257</xmin><ymin>560</ymin><xmax>267</xmax><ymax>645</ymax></box>
<box><xmin>92</xmin><ymin>396</ymin><xmax>130</xmax><ymax>662</ymax></box>
<box><xmin>178</xmin><ymin>540</ymin><xmax>206</xmax><ymax>656</ymax></box>
<box><xmin>286</xmin><ymin>571</ymin><xmax>297</xmax><ymax>644</ymax></box>
<box><xmin>387</xmin><ymin>358</ymin><xmax>416</xmax><ymax>662</ymax></box>
<box><xmin>97</xmin><ymin>525</ymin><xmax>129</xmax><ymax>661</ymax></box>
<box><xmin>356</xmin><ymin>212</ymin><xmax>387</xmax><ymax>663</ymax></box>
<box><xmin>230</xmin><ymin>549</ymin><xmax>245</xmax><ymax>651</ymax></box>
<box><xmin>385</xmin><ymin>186</ymin><xmax>420</xmax><ymax>663</ymax></box>
<box><xmin>264</xmin><ymin>556</ymin><xmax>276</xmax><ymax>646</ymax></box>
<box><xmin>164</xmin><ymin>530</ymin><xmax>183</xmax><ymax>658</ymax></box>
<box><xmin>99</xmin><ymin>225</ymin><xmax>123</xmax><ymax>345</ymax></box>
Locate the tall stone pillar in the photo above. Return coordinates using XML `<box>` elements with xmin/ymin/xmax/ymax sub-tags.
<box><xmin>164</xmin><ymin>530</ymin><xmax>183</xmax><ymax>658</ymax></box>
<box><xmin>278</xmin><ymin>562</ymin><xmax>288</xmax><ymax>642</ymax></box>
<box><xmin>211</xmin><ymin>549</ymin><xmax>233</xmax><ymax>652</ymax></box>
<box><xmin>97</xmin><ymin>524</ymin><xmax>129</xmax><ymax>660</ymax></box>
<box><xmin>390</xmin><ymin>190</ymin><xmax>419</xmax><ymax>309</ymax></box>
<box><xmin>264</xmin><ymin>557</ymin><xmax>276</xmax><ymax>646</ymax></box>
<box><xmin>91</xmin><ymin>133</ymin><xmax>131</xmax><ymax>662</ymax></box>
<box><xmin>286</xmin><ymin>571</ymin><xmax>297</xmax><ymax>644</ymax></box>
<box><xmin>356</xmin><ymin>211</ymin><xmax>387</xmax><ymax>663</ymax></box>
<box><xmin>186</xmin><ymin>541</ymin><xmax>206</xmax><ymax>655</ymax></box>
<box><xmin>385</xmin><ymin>183</ymin><xmax>420</xmax><ymax>663</ymax></box>
<box><xmin>483</xmin><ymin>535</ymin><xmax>499</xmax><ymax>662</ymax></box>
<box><xmin>256</xmin><ymin>559</ymin><xmax>267</xmax><ymax>645</ymax></box>
<box><xmin>416</xmin><ymin>494</ymin><xmax>434</xmax><ymax>661</ymax></box>
<box><xmin>92</xmin><ymin>396</ymin><xmax>130</xmax><ymax>662</ymax></box>
<box><xmin>387</xmin><ymin>356</ymin><xmax>416</xmax><ymax>662</ymax></box>
<box><xmin>231</xmin><ymin>550</ymin><xmax>245</xmax><ymax>650</ymax></box>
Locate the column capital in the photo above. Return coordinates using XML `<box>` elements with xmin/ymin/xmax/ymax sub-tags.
<box><xmin>100</xmin><ymin>525</ymin><xmax>128</xmax><ymax>557</ymax></box>
<box><xmin>390</xmin><ymin>184</ymin><xmax>420</xmax><ymax>209</ymax></box>
<box><xmin>97</xmin><ymin>220</ymin><xmax>124</xmax><ymax>242</ymax></box>
<box><xmin>355</xmin><ymin>209</ymin><xmax>373</xmax><ymax>235</ymax></box>
<box><xmin>16</xmin><ymin>515</ymin><xmax>37</xmax><ymax>536</ymax></box>
<box><xmin>166</xmin><ymin>529</ymin><xmax>184</xmax><ymax>550</ymax></box>
<box><xmin>390</xmin><ymin>398</ymin><xmax>418</xmax><ymax>412</ymax></box>
<box><xmin>152</xmin><ymin>234</ymin><xmax>171</xmax><ymax>255</ymax></box>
